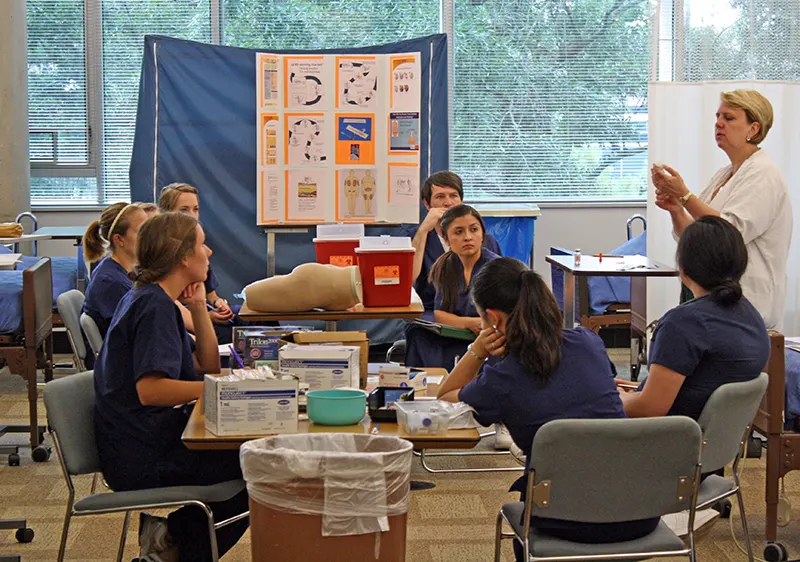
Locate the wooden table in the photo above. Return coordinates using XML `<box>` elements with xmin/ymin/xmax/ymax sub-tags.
<box><xmin>546</xmin><ymin>254</ymin><xmax>679</xmax><ymax>380</ymax></box>
<box><xmin>238</xmin><ymin>302</ymin><xmax>424</xmax><ymax>331</ymax></box>
<box><xmin>32</xmin><ymin>226</ymin><xmax>89</xmax><ymax>292</ymax></box>
<box><xmin>182</xmin><ymin>398</ymin><xmax>480</xmax><ymax>452</ymax></box>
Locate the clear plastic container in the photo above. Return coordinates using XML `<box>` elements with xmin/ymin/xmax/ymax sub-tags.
<box><xmin>393</xmin><ymin>400</ymin><xmax>451</xmax><ymax>435</ymax></box>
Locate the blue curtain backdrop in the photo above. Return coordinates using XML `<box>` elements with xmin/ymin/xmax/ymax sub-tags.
<box><xmin>129</xmin><ymin>35</ymin><xmax>449</xmax><ymax>343</ymax></box>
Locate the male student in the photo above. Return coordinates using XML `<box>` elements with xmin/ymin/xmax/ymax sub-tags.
<box><xmin>402</xmin><ymin>171</ymin><xmax>502</xmax><ymax>311</ymax></box>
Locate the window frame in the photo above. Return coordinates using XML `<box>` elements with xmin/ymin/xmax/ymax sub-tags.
<box><xmin>32</xmin><ymin>0</ymin><xmax>662</xmax><ymax>207</ymax></box>
<box><xmin>29</xmin><ymin>0</ymin><xmax>104</xmax><ymax>206</ymax></box>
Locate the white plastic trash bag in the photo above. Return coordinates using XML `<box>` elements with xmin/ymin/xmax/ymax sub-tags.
<box><xmin>240</xmin><ymin>433</ymin><xmax>412</xmax><ymax>537</ymax></box>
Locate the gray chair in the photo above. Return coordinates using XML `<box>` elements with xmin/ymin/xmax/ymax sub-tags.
<box><xmin>43</xmin><ymin>371</ymin><xmax>248</xmax><ymax>562</ymax></box>
<box><xmin>494</xmin><ymin>417</ymin><xmax>703</xmax><ymax>562</ymax></box>
<box><xmin>695</xmin><ymin>373</ymin><xmax>769</xmax><ymax>562</ymax></box>
<box><xmin>80</xmin><ymin>312</ymin><xmax>103</xmax><ymax>358</ymax></box>
<box><xmin>56</xmin><ymin>290</ymin><xmax>87</xmax><ymax>371</ymax></box>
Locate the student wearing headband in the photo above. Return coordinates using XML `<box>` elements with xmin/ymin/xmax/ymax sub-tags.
<box><xmin>83</xmin><ymin>203</ymin><xmax>148</xmax><ymax>339</ymax></box>
<box><xmin>83</xmin><ymin>202</ymin><xmax>196</xmax><ymax>341</ymax></box>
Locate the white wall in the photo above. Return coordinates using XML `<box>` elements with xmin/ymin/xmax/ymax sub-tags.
<box><xmin>532</xmin><ymin>205</ymin><xmax>647</xmax><ymax>285</ymax></box>
<box><xmin>32</xmin><ymin>206</ymin><xmax>648</xmax><ymax>285</ymax></box>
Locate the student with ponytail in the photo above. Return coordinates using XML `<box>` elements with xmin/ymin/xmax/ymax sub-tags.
<box><xmin>82</xmin><ymin>202</ymin><xmax>148</xmax><ymax>339</ymax></box>
<box><xmin>93</xmin><ymin>212</ymin><xmax>248</xmax><ymax>561</ymax></box>
<box><xmin>437</xmin><ymin>257</ymin><xmax>658</xmax><ymax>548</ymax></box>
<box><xmin>620</xmin><ymin>215</ymin><xmax>770</xmax><ymax>419</ymax></box>
<box><xmin>406</xmin><ymin>205</ymin><xmax>500</xmax><ymax>370</ymax></box>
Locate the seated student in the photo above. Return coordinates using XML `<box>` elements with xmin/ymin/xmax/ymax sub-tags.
<box><xmin>437</xmin><ymin>257</ymin><xmax>659</xmax><ymax>549</ymax></box>
<box><xmin>93</xmin><ymin>212</ymin><xmax>248</xmax><ymax>561</ymax></box>
<box><xmin>406</xmin><ymin>204</ymin><xmax>499</xmax><ymax>369</ymax></box>
<box><xmin>402</xmin><ymin>171</ymin><xmax>502</xmax><ymax>311</ymax></box>
<box><xmin>83</xmin><ymin>202</ymin><xmax>195</xmax><ymax>342</ymax></box>
<box><xmin>159</xmin><ymin>183</ymin><xmax>241</xmax><ymax>344</ymax></box>
<box><xmin>620</xmin><ymin>215</ymin><xmax>770</xmax><ymax>420</ymax></box>
<box><xmin>82</xmin><ymin>203</ymin><xmax>148</xmax><ymax>339</ymax></box>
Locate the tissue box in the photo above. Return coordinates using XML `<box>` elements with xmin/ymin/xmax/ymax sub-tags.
<box><xmin>279</xmin><ymin>345</ymin><xmax>360</xmax><ymax>391</ymax></box>
<box><xmin>378</xmin><ymin>365</ymin><xmax>427</xmax><ymax>389</ymax></box>
<box><xmin>241</xmin><ymin>327</ymin><xmax>312</xmax><ymax>368</ymax></box>
<box><xmin>279</xmin><ymin>331</ymin><xmax>369</xmax><ymax>388</ymax></box>
<box><xmin>204</xmin><ymin>374</ymin><xmax>299</xmax><ymax>436</ymax></box>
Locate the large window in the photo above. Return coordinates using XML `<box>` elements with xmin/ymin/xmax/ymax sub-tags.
<box><xmin>36</xmin><ymin>1</ymin><xmax>796</xmax><ymax>205</ymax></box>
<box><xmin>452</xmin><ymin>0</ymin><xmax>650</xmax><ymax>201</ymax></box>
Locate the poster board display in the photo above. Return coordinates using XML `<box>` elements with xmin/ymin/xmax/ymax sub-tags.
<box><xmin>256</xmin><ymin>52</ymin><xmax>421</xmax><ymax>225</ymax></box>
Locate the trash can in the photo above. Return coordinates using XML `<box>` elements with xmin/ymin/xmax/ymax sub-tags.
<box><xmin>240</xmin><ymin>433</ymin><xmax>413</xmax><ymax>562</ymax></box>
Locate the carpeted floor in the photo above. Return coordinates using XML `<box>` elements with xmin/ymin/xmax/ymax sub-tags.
<box><xmin>1</xmin><ymin>354</ymin><xmax>800</xmax><ymax>561</ymax></box>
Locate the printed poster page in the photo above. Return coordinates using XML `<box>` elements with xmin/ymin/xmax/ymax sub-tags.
<box><xmin>389</xmin><ymin>112</ymin><xmax>420</xmax><ymax>154</ymax></box>
<box><xmin>258</xmin><ymin>54</ymin><xmax>280</xmax><ymax>109</ymax></box>
<box><xmin>387</xmin><ymin>162</ymin><xmax>420</xmax><ymax>224</ymax></box>
<box><xmin>336</xmin><ymin>168</ymin><xmax>379</xmax><ymax>222</ymax></box>
<box><xmin>259</xmin><ymin>170</ymin><xmax>283</xmax><ymax>224</ymax></box>
<box><xmin>285</xmin><ymin>169</ymin><xmax>328</xmax><ymax>223</ymax></box>
<box><xmin>285</xmin><ymin>113</ymin><xmax>328</xmax><ymax>166</ymax></box>
<box><xmin>389</xmin><ymin>53</ymin><xmax>421</xmax><ymax>111</ymax></box>
<box><xmin>336</xmin><ymin>56</ymin><xmax>378</xmax><ymax>109</ymax></box>
<box><xmin>336</xmin><ymin>114</ymin><xmax>376</xmax><ymax>165</ymax></box>
<box><xmin>260</xmin><ymin>113</ymin><xmax>280</xmax><ymax>166</ymax></box>
<box><xmin>284</xmin><ymin>56</ymin><xmax>329</xmax><ymax>110</ymax></box>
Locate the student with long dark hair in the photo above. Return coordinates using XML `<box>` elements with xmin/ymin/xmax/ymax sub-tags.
<box><xmin>406</xmin><ymin>205</ymin><xmax>500</xmax><ymax>370</ymax></box>
<box><xmin>93</xmin><ymin>212</ymin><xmax>248</xmax><ymax>561</ymax></box>
<box><xmin>437</xmin><ymin>257</ymin><xmax>659</xmax><ymax>548</ymax></box>
<box><xmin>620</xmin><ymin>215</ymin><xmax>770</xmax><ymax>419</ymax></box>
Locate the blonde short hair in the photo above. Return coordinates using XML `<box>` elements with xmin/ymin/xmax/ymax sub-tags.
<box><xmin>720</xmin><ymin>89</ymin><xmax>773</xmax><ymax>145</ymax></box>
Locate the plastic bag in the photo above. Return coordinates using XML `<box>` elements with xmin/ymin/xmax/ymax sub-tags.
<box><xmin>240</xmin><ymin>433</ymin><xmax>412</xmax><ymax>537</ymax></box>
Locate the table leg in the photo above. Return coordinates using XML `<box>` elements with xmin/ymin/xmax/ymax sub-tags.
<box><xmin>76</xmin><ymin>242</ymin><xmax>86</xmax><ymax>293</ymax></box>
<box><xmin>267</xmin><ymin>231</ymin><xmax>276</xmax><ymax>278</ymax></box>
<box><xmin>630</xmin><ymin>276</ymin><xmax>647</xmax><ymax>382</ymax></box>
<box><xmin>563</xmin><ymin>272</ymin><xmax>576</xmax><ymax>329</ymax></box>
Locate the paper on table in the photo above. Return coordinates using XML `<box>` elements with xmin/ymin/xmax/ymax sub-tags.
<box><xmin>218</xmin><ymin>344</ymin><xmax>231</xmax><ymax>357</ymax></box>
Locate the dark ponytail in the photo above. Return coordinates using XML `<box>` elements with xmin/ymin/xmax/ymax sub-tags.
<box><xmin>429</xmin><ymin>251</ymin><xmax>462</xmax><ymax>313</ymax></box>
<box><xmin>677</xmin><ymin>216</ymin><xmax>747</xmax><ymax>306</ymax></box>
<box><xmin>471</xmin><ymin>258</ymin><xmax>563</xmax><ymax>381</ymax></box>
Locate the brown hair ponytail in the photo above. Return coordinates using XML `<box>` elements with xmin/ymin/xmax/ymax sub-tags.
<box><xmin>471</xmin><ymin>258</ymin><xmax>564</xmax><ymax>381</ymax></box>
<box><xmin>429</xmin><ymin>251</ymin><xmax>462</xmax><ymax>312</ymax></box>
<box><xmin>133</xmin><ymin>212</ymin><xmax>198</xmax><ymax>287</ymax></box>
<box><xmin>82</xmin><ymin>202</ymin><xmax>143</xmax><ymax>264</ymax></box>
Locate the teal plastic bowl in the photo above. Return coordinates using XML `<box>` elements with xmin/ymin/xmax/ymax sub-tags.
<box><xmin>306</xmin><ymin>389</ymin><xmax>367</xmax><ymax>426</ymax></box>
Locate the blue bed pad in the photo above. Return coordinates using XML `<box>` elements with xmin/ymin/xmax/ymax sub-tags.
<box><xmin>0</xmin><ymin>252</ymin><xmax>78</xmax><ymax>335</ymax></box>
<box><xmin>586</xmin><ymin>231</ymin><xmax>647</xmax><ymax>315</ymax></box>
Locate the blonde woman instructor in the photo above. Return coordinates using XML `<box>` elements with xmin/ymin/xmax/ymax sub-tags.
<box><xmin>652</xmin><ymin>89</ymin><xmax>792</xmax><ymax>329</ymax></box>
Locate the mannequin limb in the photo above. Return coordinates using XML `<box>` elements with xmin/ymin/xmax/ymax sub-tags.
<box><xmin>244</xmin><ymin>263</ymin><xmax>363</xmax><ymax>312</ymax></box>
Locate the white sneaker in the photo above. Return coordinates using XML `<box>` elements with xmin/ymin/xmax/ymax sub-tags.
<box><xmin>509</xmin><ymin>443</ymin><xmax>526</xmax><ymax>465</ymax></box>
<box><xmin>139</xmin><ymin>513</ymin><xmax>172</xmax><ymax>557</ymax></box>
<box><xmin>494</xmin><ymin>423</ymin><xmax>513</xmax><ymax>450</ymax></box>
<box><xmin>661</xmin><ymin>509</ymin><xmax>719</xmax><ymax>537</ymax></box>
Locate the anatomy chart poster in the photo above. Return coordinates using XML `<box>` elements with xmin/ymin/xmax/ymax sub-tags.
<box><xmin>256</xmin><ymin>51</ymin><xmax>421</xmax><ymax>225</ymax></box>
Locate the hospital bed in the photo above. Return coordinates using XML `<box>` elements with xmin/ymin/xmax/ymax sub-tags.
<box><xmin>0</xmin><ymin>258</ymin><xmax>54</xmax><ymax>464</ymax></box>
<box><xmin>753</xmin><ymin>333</ymin><xmax>800</xmax><ymax>562</ymax></box>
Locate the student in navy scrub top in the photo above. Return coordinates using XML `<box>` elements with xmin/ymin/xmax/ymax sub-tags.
<box><xmin>620</xmin><ymin>215</ymin><xmax>769</xmax><ymax>420</ymax></box>
<box><xmin>83</xmin><ymin>203</ymin><xmax>196</xmax><ymax>344</ymax></box>
<box><xmin>437</xmin><ymin>258</ymin><xmax>658</xmax><ymax>554</ymax></box>
<box><xmin>82</xmin><ymin>203</ymin><xmax>148</xmax><ymax>340</ymax></box>
<box><xmin>406</xmin><ymin>204</ymin><xmax>499</xmax><ymax>369</ymax></box>
<box><xmin>159</xmin><ymin>183</ymin><xmax>244</xmax><ymax>344</ymax></box>
<box><xmin>400</xmin><ymin>171</ymin><xmax>502</xmax><ymax>311</ymax></box>
<box><xmin>93</xmin><ymin>212</ymin><xmax>248</xmax><ymax>561</ymax></box>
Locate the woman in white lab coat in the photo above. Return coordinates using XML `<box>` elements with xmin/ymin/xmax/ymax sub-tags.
<box><xmin>652</xmin><ymin>89</ymin><xmax>793</xmax><ymax>329</ymax></box>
